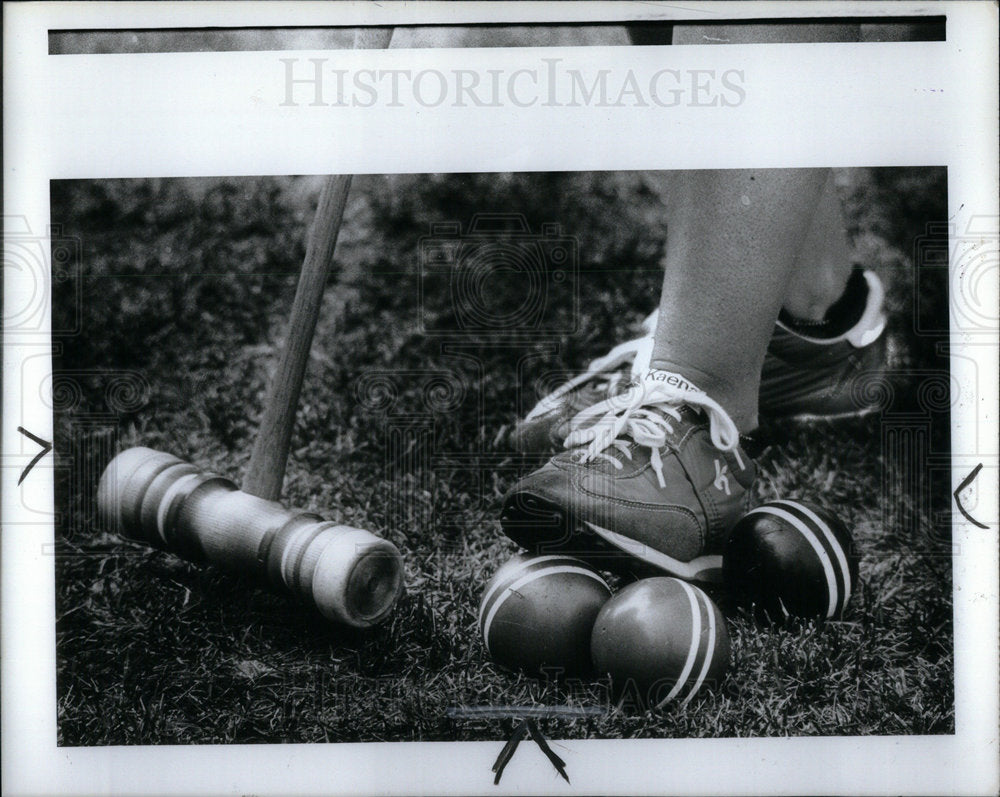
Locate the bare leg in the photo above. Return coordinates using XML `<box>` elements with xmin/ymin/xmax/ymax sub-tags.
<box><xmin>630</xmin><ymin>23</ymin><xmax>864</xmax><ymax>326</ymax></box>
<box><xmin>638</xmin><ymin>22</ymin><xmax>923</xmax><ymax>328</ymax></box>
<box><xmin>782</xmin><ymin>172</ymin><xmax>855</xmax><ymax>321</ymax></box>
<box><xmin>674</xmin><ymin>21</ymin><xmax>860</xmax><ymax>323</ymax></box>
<box><xmin>647</xmin><ymin>23</ymin><xmax>861</xmax><ymax>431</ymax></box>
<box><xmin>649</xmin><ymin>169</ymin><xmax>828</xmax><ymax>431</ymax></box>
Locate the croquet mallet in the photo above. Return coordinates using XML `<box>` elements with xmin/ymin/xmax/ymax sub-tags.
<box><xmin>97</xmin><ymin>28</ymin><xmax>403</xmax><ymax>628</ymax></box>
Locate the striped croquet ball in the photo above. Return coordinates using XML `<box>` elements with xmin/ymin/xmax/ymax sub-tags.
<box><xmin>723</xmin><ymin>499</ymin><xmax>859</xmax><ymax>621</ymax></box>
<box><xmin>590</xmin><ymin>577</ymin><xmax>730</xmax><ymax>710</ymax></box>
<box><xmin>479</xmin><ymin>553</ymin><xmax>611</xmax><ymax>676</ymax></box>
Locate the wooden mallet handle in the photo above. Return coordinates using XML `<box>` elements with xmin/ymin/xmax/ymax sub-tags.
<box><xmin>242</xmin><ymin>26</ymin><xmax>394</xmax><ymax>500</ymax></box>
<box><xmin>241</xmin><ymin>173</ymin><xmax>353</xmax><ymax>500</ymax></box>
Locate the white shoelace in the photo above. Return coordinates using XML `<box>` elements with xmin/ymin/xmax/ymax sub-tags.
<box><xmin>562</xmin><ymin>375</ymin><xmax>743</xmax><ymax>488</ymax></box>
<box><xmin>524</xmin><ymin>311</ymin><xmax>658</xmax><ymax>422</ymax></box>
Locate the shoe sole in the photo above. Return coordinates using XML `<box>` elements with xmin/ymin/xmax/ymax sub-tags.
<box><xmin>581</xmin><ymin>521</ymin><xmax>723</xmax><ymax>582</ymax></box>
<box><xmin>500</xmin><ymin>492</ymin><xmax>723</xmax><ymax>584</ymax></box>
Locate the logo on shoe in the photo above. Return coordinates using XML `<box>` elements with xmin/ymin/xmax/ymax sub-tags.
<box><xmin>644</xmin><ymin>370</ymin><xmax>702</xmax><ymax>393</ymax></box>
<box><xmin>713</xmin><ymin>459</ymin><xmax>731</xmax><ymax>495</ymax></box>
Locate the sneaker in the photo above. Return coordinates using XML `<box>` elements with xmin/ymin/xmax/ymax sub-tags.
<box><xmin>760</xmin><ymin>269</ymin><xmax>887</xmax><ymax>421</ymax></box>
<box><xmin>510</xmin><ymin>269</ymin><xmax>887</xmax><ymax>452</ymax></box>
<box><xmin>511</xmin><ymin>313</ymin><xmax>656</xmax><ymax>453</ymax></box>
<box><xmin>500</xmin><ymin>370</ymin><xmax>756</xmax><ymax>582</ymax></box>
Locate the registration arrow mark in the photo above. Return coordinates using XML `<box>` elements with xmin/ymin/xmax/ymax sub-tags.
<box><xmin>17</xmin><ymin>426</ymin><xmax>52</xmax><ymax>485</ymax></box>
<box><xmin>954</xmin><ymin>463</ymin><xmax>989</xmax><ymax>530</ymax></box>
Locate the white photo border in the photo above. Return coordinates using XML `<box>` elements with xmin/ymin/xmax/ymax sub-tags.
<box><xmin>3</xmin><ymin>2</ymin><xmax>998</xmax><ymax>795</ymax></box>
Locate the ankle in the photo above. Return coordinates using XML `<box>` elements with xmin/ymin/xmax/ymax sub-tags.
<box><xmin>780</xmin><ymin>266</ymin><xmax>868</xmax><ymax>339</ymax></box>
<box><xmin>645</xmin><ymin>361</ymin><xmax>759</xmax><ymax>434</ymax></box>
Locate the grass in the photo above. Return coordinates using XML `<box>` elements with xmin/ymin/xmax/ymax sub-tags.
<box><xmin>52</xmin><ymin>168</ymin><xmax>953</xmax><ymax>745</ymax></box>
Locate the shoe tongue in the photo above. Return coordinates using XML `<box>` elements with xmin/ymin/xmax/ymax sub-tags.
<box><xmin>641</xmin><ymin>369</ymin><xmax>704</xmax><ymax>395</ymax></box>
<box><xmin>637</xmin><ymin>369</ymin><xmax>708</xmax><ymax>428</ymax></box>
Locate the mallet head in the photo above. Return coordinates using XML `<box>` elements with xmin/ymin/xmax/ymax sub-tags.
<box><xmin>97</xmin><ymin>447</ymin><xmax>404</xmax><ymax>628</ymax></box>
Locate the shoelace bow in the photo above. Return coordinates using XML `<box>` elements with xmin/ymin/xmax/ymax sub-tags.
<box><xmin>524</xmin><ymin>335</ymin><xmax>654</xmax><ymax>421</ymax></box>
<box><xmin>562</xmin><ymin>380</ymin><xmax>743</xmax><ymax>488</ymax></box>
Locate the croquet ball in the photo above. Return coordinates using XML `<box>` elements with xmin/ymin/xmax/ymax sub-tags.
<box><xmin>723</xmin><ymin>499</ymin><xmax>859</xmax><ymax>621</ymax></box>
<box><xmin>479</xmin><ymin>553</ymin><xmax>611</xmax><ymax>676</ymax></box>
<box><xmin>591</xmin><ymin>577</ymin><xmax>730</xmax><ymax>710</ymax></box>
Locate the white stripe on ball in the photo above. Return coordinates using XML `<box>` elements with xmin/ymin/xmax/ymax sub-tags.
<box><xmin>658</xmin><ymin>579</ymin><xmax>701</xmax><ymax>707</ymax></box>
<box><xmin>745</xmin><ymin>506</ymin><xmax>839</xmax><ymax>618</ymax></box>
<box><xmin>481</xmin><ymin>565</ymin><xmax>609</xmax><ymax>657</ymax></box>
<box><xmin>477</xmin><ymin>555</ymin><xmax>585</xmax><ymax>630</ymax></box>
<box><xmin>681</xmin><ymin>586</ymin><xmax>717</xmax><ymax>708</ymax></box>
<box><xmin>774</xmin><ymin>500</ymin><xmax>851</xmax><ymax>611</ymax></box>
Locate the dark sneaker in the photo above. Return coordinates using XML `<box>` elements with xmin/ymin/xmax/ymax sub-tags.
<box><xmin>511</xmin><ymin>313</ymin><xmax>655</xmax><ymax>453</ymax></box>
<box><xmin>759</xmin><ymin>269</ymin><xmax>887</xmax><ymax>421</ymax></box>
<box><xmin>510</xmin><ymin>270</ymin><xmax>888</xmax><ymax>452</ymax></box>
<box><xmin>500</xmin><ymin>370</ymin><xmax>756</xmax><ymax>582</ymax></box>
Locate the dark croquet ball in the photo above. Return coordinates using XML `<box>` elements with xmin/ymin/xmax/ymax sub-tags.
<box><xmin>723</xmin><ymin>499</ymin><xmax>859</xmax><ymax>621</ymax></box>
<box><xmin>479</xmin><ymin>553</ymin><xmax>611</xmax><ymax>676</ymax></box>
<box><xmin>590</xmin><ymin>577</ymin><xmax>730</xmax><ymax>710</ymax></box>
